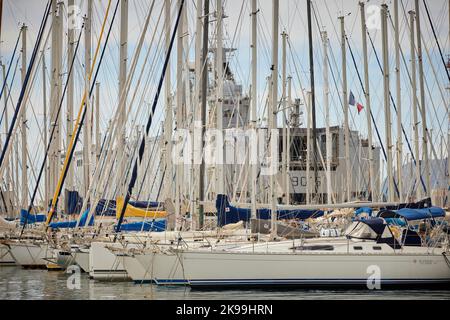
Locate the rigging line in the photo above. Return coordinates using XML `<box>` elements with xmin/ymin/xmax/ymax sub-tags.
<box><xmin>20</xmin><ymin>23</ymin><xmax>85</xmax><ymax>235</ymax></box>
<box><xmin>423</xmin><ymin>0</ymin><xmax>450</xmax><ymax>82</ymax></box>
<box><xmin>346</xmin><ymin>36</ymin><xmax>400</xmax><ymax>198</ymax></box>
<box><xmin>115</xmin><ymin>0</ymin><xmax>185</xmax><ymax>235</ymax></box>
<box><xmin>137</xmin><ymin>125</ymin><xmax>161</xmax><ymax>199</ymax></box>
<box><xmin>0</xmin><ymin>0</ymin><xmax>52</xmax><ymax>171</ymax></box>
<box><xmin>366</xmin><ymin>27</ymin><xmax>428</xmax><ymax>194</ymax></box>
<box><xmin>394</xmin><ymin>3</ymin><xmax>448</xmax><ymax>155</ymax></box>
<box><xmin>0</xmin><ymin>28</ymin><xmax>21</xmax><ymax>118</ymax></box>
<box><xmin>0</xmin><ymin>55</ymin><xmax>19</xmax><ymax>126</ymax></box>
<box><xmin>297</xmin><ymin>7</ymin><xmax>371</xmax><ymax>195</ymax></box>
<box><xmin>46</xmin><ymin>0</ymin><xmax>119</xmax><ymax>226</ymax></box>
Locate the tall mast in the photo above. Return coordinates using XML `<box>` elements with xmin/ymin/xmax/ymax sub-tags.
<box><xmin>163</xmin><ymin>0</ymin><xmax>173</xmax><ymax>206</ymax></box>
<box><xmin>191</xmin><ymin>0</ymin><xmax>202</xmax><ymax>230</ymax></box>
<box><xmin>118</xmin><ymin>0</ymin><xmax>128</xmax><ymax>194</ymax></box>
<box><xmin>306</xmin><ymin>91</ymin><xmax>311</xmax><ymax>204</ymax></box>
<box><xmin>83</xmin><ymin>0</ymin><xmax>92</xmax><ymax>197</ymax></box>
<box><xmin>95</xmin><ymin>82</ymin><xmax>100</xmax><ymax>162</ymax></box>
<box><xmin>281</xmin><ymin>31</ymin><xmax>288</xmax><ymax>205</ymax></box>
<box><xmin>339</xmin><ymin>15</ymin><xmax>351</xmax><ymax>202</ymax></box>
<box><xmin>175</xmin><ymin>0</ymin><xmax>185</xmax><ymax>230</ymax></box>
<box><xmin>2</xmin><ymin>63</ymin><xmax>12</xmax><ymax>213</ymax></box>
<box><xmin>215</xmin><ymin>0</ymin><xmax>224</xmax><ymax>195</ymax></box>
<box><xmin>359</xmin><ymin>2</ymin><xmax>375</xmax><ymax>201</ymax></box>
<box><xmin>381</xmin><ymin>4</ymin><xmax>394</xmax><ymax>202</ymax></box>
<box><xmin>42</xmin><ymin>53</ymin><xmax>49</xmax><ymax>210</ymax></box>
<box><xmin>250</xmin><ymin>0</ymin><xmax>258</xmax><ymax>218</ymax></box>
<box><xmin>394</xmin><ymin>0</ymin><xmax>403</xmax><ymax>201</ymax></box>
<box><xmin>322</xmin><ymin>31</ymin><xmax>332</xmax><ymax>204</ymax></box>
<box><xmin>49</xmin><ymin>0</ymin><xmax>58</xmax><ymax>199</ymax></box>
<box><xmin>409</xmin><ymin>10</ymin><xmax>422</xmax><ymax>201</ymax></box>
<box><xmin>414</xmin><ymin>0</ymin><xmax>431</xmax><ymax>198</ymax></box>
<box><xmin>287</xmin><ymin>75</ymin><xmax>292</xmax><ymax>204</ymax></box>
<box><xmin>307</xmin><ymin>0</ymin><xmax>318</xmax><ymax>202</ymax></box>
<box><xmin>66</xmin><ymin>0</ymin><xmax>75</xmax><ymax>192</ymax></box>
<box><xmin>20</xmin><ymin>24</ymin><xmax>27</xmax><ymax>209</ymax></box>
<box><xmin>270</xmin><ymin>0</ymin><xmax>279</xmax><ymax>239</ymax></box>
<box><xmin>199</xmin><ymin>0</ymin><xmax>209</xmax><ymax>228</ymax></box>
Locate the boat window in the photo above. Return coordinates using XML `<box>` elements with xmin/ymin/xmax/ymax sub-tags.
<box><xmin>353</xmin><ymin>246</ymin><xmax>363</xmax><ymax>250</ymax></box>
<box><xmin>290</xmin><ymin>245</ymin><xmax>334</xmax><ymax>251</ymax></box>
<box><xmin>373</xmin><ymin>246</ymin><xmax>382</xmax><ymax>250</ymax></box>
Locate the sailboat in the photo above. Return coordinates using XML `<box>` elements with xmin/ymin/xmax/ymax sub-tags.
<box><xmin>162</xmin><ymin>214</ymin><xmax>450</xmax><ymax>288</ymax></box>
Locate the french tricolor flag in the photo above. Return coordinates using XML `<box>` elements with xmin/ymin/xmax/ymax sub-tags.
<box><xmin>349</xmin><ymin>91</ymin><xmax>364</xmax><ymax>114</ymax></box>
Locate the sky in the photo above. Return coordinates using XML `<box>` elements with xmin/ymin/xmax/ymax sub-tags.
<box><xmin>0</xmin><ymin>0</ymin><xmax>449</xmax><ymax>194</ymax></box>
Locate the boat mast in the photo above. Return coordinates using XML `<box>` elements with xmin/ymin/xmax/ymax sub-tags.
<box><xmin>322</xmin><ymin>30</ymin><xmax>332</xmax><ymax>205</ymax></box>
<box><xmin>281</xmin><ymin>31</ymin><xmax>288</xmax><ymax>205</ymax></box>
<box><xmin>42</xmin><ymin>52</ymin><xmax>49</xmax><ymax>210</ymax></box>
<box><xmin>2</xmin><ymin>64</ymin><xmax>12</xmax><ymax>214</ymax></box>
<box><xmin>215</xmin><ymin>0</ymin><xmax>224</xmax><ymax>196</ymax></box>
<box><xmin>191</xmin><ymin>0</ymin><xmax>202</xmax><ymax>230</ymax></box>
<box><xmin>164</xmin><ymin>0</ymin><xmax>173</xmax><ymax>209</ymax></box>
<box><xmin>381</xmin><ymin>4</ymin><xmax>394</xmax><ymax>202</ymax></box>
<box><xmin>359</xmin><ymin>1</ymin><xmax>375</xmax><ymax>202</ymax></box>
<box><xmin>307</xmin><ymin>0</ymin><xmax>318</xmax><ymax>203</ymax></box>
<box><xmin>20</xmin><ymin>24</ymin><xmax>27</xmax><ymax>209</ymax></box>
<box><xmin>83</xmin><ymin>0</ymin><xmax>93</xmax><ymax>197</ymax></box>
<box><xmin>250</xmin><ymin>0</ymin><xmax>258</xmax><ymax>218</ymax></box>
<box><xmin>414</xmin><ymin>0</ymin><xmax>431</xmax><ymax>198</ymax></box>
<box><xmin>66</xmin><ymin>0</ymin><xmax>75</xmax><ymax>192</ymax></box>
<box><xmin>199</xmin><ymin>0</ymin><xmax>209</xmax><ymax>228</ymax></box>
<box><xmin>95</xmin><ymin>82</ymin><xmax>100</xmax><ymax>162</ymax></box>
<box><xmin>306</xmin><ymin>91</ymin><xmax>311</xmax><ymax>204</ymax></box>
<box><xmin>49</xmin><ymin>0</ymin><xmax>60</xmax><ymax>203</ymax></box>
<box><xmin>287</xmin><ymin>75</ymin><xmax>292</xmax><ymax>204</ymax></box>
<box><xmin>339</xmin><ymin>15</ymin><xmax>351</xmax><ymax>202</ymax></box>
<box><xmin>118</xmin><ymin>0</ymin><xmax>128</xmax><ymax>195</ymax></box>
<box><xmin>270</xmin><ymin>0</ymin><xmax>279</xmax><ymax>239</ymax></box>
<box><xmin>175</xmin><ymin>0</ymin><xmax>185</xmax><ymax>230</ymax></box>
<box><xmin>409</xmin><ymin>10</ymin><xmax>422</xmax><ymax>201</ymax></box>
<box><xmin>394</xmin><ymin>0</ymin><xmax>403</xmax><ymax>201</ymax></box>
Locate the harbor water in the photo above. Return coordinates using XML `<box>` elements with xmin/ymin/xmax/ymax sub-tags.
<box><xmin>1</xmin><ymin>266</ymin><xmax>449</xmax><ymax>300</ymax></box>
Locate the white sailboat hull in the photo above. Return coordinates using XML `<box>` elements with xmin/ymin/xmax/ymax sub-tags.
<box><xmin>131</xmin><ymin>251</ymin><xmax>186</xmax><ymax>285</ymax></box>
<box><xmin>6</xmin><ymin>242</ymin><xmax>51</xmax><ymax>267</ymax></box>
<box><xmin>89</xmin><ymin>242</ymin><xmax>129</xmax><ymax>280</ymax></box>
<box><xmin>73</xmin><ymin>249</ymin><xmax>90</xmax><ymax>272</ymax></box>
<box><xmin>179</xmin><ymin>249</ymin><xmax>450</xmax><ymax>288</ymax></box>
<box><xmin>121</xmin><ymin>255</ymin><xmax>153</xmax><ymax>283</ymax></box>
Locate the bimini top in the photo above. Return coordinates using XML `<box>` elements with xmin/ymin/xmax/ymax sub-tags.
<box><xmin>344</xmin><ymin>218</ymin><xmax>401</xmax><ymax>248</ymax></box>
<box><xmin>377</xmin><ymin>207</ymin><xmax>445</xmax><ymax>221</ymax></box>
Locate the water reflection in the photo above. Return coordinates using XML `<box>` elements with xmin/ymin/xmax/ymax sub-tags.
<box><xmin>1</xmin><ymin>267</ymin><xmax>449</xmax><ymax>300</ymax></box>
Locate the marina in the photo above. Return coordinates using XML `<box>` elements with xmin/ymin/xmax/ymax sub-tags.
<box><xmin>0</xmin><ymin>0</ymin><xmax>450</xmax><ymax>301</ymax></box>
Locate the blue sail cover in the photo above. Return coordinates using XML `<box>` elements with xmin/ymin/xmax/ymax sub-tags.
<box><xmin>48</xmin><ymin>209</ymin><xmax>94</xmax><ymax>229</ymax></box>
<box><xmin>378</xmin><ymin>207</ymin><xmax>445</xmax><ymax>221</ymax></box>
<box><xmin>118</xmin><ymin>219</ymin><xmax>166</xmax><ymax>232</ymax></box>
<box><xmin>355</xmin><ymin>207</ymin><xmax>373</xmax><ymax>216</ymax></box>
<box><xmin>20</xmin><ymin>209</ymin><xmax>46</xmax><ymax>225</ymax></box>
<box><xmin>216</xmin><ymin>195</ymin><xmax>324</xmax><ymax>227</ymax></box>
<box><xmin>395</xmin><ymin>207</ymin><xmax>445</xmax><ymax>221</ymax></box>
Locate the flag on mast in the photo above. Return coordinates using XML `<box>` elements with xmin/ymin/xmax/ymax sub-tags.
<box><xmin>349</xmin><ymin>90</ymin><xmax>364</xmax><ymax>114</ymax></box>
<box><xmin>349</xmin><ymin>91</ymin><xmax>355</xmax><ymax>106</ymax></box>
<box><xmin>357</xmin><ymin>103</ymin><xmax>364</xmax><ymax>114</ymax></box>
